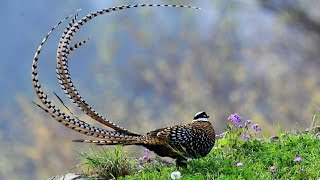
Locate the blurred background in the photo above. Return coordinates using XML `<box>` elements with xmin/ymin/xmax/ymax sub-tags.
<box><xmin>2</xmin><ymin>0</ymin><xmax>320</xmax><ymax>179</ymax></box>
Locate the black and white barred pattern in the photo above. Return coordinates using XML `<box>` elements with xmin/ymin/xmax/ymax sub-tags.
<box><xmin>31</xmin><ymin>15</ymin><xmax>140</xmax><ymax>139</ymax></box>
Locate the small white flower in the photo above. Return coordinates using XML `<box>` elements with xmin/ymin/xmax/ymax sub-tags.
<box><xmin>171</xmin><ymin>171</ymin><xmax>181</xmax><ymax>179</ymax></box>
<box><xmin>236</xmin><ymin>162</ymin><xmax>243</xmax><ymax>167</ymax></box>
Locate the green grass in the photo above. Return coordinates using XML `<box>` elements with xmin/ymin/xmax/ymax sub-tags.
<box><xmin>79</xmin><ymin>146</ymin><xmax>135</xmax><ymax>179</ymax></box>
<box><xmin>79</xmin><ymin>130</ymin><xmax>320</xmax><ymax>179</ymax></box>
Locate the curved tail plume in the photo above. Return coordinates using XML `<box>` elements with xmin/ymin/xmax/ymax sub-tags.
<box><xmin>31</xmin><ymin>14</ymin><xmax>141</xmax><ymax>139</ymax></box>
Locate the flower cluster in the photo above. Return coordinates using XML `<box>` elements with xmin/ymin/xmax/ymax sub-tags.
<box><xmin>228</xmin><ymin>113</ymin><xmax>242</xmax><ymax>124</ymax></box>
<box><xmin>216</xmin><ymin>113</ymin><xmax>262</xmax><ymax>141</ymax></box>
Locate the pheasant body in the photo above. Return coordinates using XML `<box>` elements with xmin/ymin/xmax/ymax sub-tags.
<box><xmin>144</xmin><ymin>121</ymin><xmax>215</xmax><ymax>166</ymax></box>
<box><xmin>74</xmin><ymin>112</ymin><xmax>215</xmax><ymax>166</ymax></box>
<box><xmin>145</xmin><ymin>121</ymin><xmax>215</xmax><ymax>157</ymax></box>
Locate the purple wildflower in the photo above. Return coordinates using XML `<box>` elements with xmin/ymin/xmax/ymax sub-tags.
<box><xmin>252</xmin><ymin>124</ymin><xmax>258</xmax><ymax>130</ymax></box>
<box><xmin>242</xmin><ymin>134</ymin><xmax>250</xmax><ymax>140</ymax></box>
<box><xmin>270</xmin><ymin>166</ymin><xmax>276</xmax><ymax>173</ymax></box>
<box><xmin>228</xmin><ymin>113</ymin><xmax>242</xmax><ymax>124</ymax></box>
<box><xmin>245</xmin><ymin>120</ymin><xmax>252</xmax><ymax>127</ymax></box>
<box><xmin>143</xmin><ymin>155</ymin><xmax>149</xmax><ymax>160</ymax></box>
<box><xmin>252</xmin><ymin>124</ymin><xmax>262</xmax><ymax>132</ymax></box>
<box><xmin>236</xmin><ymin>162</ymin><xmax>243</xmax><ymax>167</ymax></box>
<box><xmin>140</xmin><ymin>149</ymin><xmax>151</xmax><ymax>161</ymax></box>
<box><xmin>215</xmin><ymin>134</ymin><xmax>221</xmax><ymax>138</ymax></box>
<box><xmin>144</xmin><ymin>149</ymin><xmax>151</xmax><ymax>156</ymax></box>
<box><xmin>294</xmin><ymin>157</ymin><xmax>302</xmax><ymax>162</ymax></box>
<box><xmin>215</xmin><ymin>132</ymin><xmax>226</xmax><ymax>138</ymax></box>
<box><xmin>239</xmin><ymin>125</ymin><xmax>243</xmax><ymax>128</ymax></box>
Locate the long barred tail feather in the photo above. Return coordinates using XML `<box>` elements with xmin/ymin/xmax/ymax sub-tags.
<box><xmin>31</xmin><ymin>14</ymin><xmax>141</xmax><ymax>140</ymax></box>
<box><xmin>56</xmin><ymin>4</ymin><xmax>201</xmax><ymax>136</ymax></box>
<box><xmin>72</xmin><ymin>138</ymin><xmax>142</xmax><ymax>145</ymax></box>
<box><xmin>72</xmin><ymin>134</ymin><xmax>166</xmax><ymax>146</ymax></box>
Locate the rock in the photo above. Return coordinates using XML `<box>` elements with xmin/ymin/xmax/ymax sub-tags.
<box><xmin>305</xmin><ymin>126</ymin><xmax>320</xmax><ymax>134</ymax></box>
<box><xmin>47</xmin><ymin>173</ymin><xmax>103</xmax><ymax>180</ymax></box>
<box><xmin>268</xmin><ymin>136</ymin><xmax>279</xmax><ymax>142</ymax></box>
<box><xmin>268</xmin><ymin>126</ymin><xmax>320</xmax><ymax>142</ymax></box>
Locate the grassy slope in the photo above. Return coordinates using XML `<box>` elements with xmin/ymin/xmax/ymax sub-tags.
<box><xmin>79</xmin><ymin>131</ymin><xmax>320</xmax><ymax>179</ymax></box>
<box><xmin>124</xmin><ymin>134</ymin><xmax>320</xmax><ymax>179</ymax></box>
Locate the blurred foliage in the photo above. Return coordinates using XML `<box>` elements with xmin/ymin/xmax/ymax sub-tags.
<box><xmin>1</xmin><ymin>0</ymin><xmax>320</xmax><ymax>179</ymax></box>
